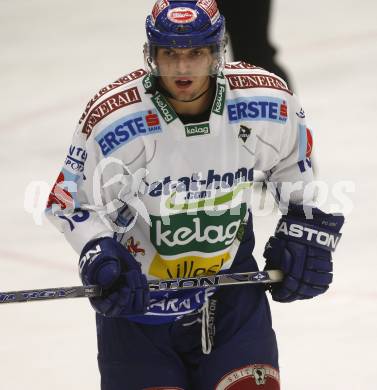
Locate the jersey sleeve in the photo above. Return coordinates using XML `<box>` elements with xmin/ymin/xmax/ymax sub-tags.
<box><xmin>45</xmin><ymin>113</ymin><xmax>147</xmax><ymax>255</ymax></box>
<box><xmin>45</xmin><ymin>125</ymin><xmax>113</xmax><ymax>254</ymax></box>
<box><xmin>254</xmin><ymin>92</ymin><xmax>315</xmax><ymax>207</ymax></box>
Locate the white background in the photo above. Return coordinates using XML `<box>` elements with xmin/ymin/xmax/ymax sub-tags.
<box><xmin>0</xmin><ymin>0</ymin><xmax>376</xmax><ymax>389</ymax></box>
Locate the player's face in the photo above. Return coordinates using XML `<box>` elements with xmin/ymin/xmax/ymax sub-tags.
<box><xmin>155</xmin><ymin>46</ymin><xmax>215</xmax><ymax>102</ymax></box>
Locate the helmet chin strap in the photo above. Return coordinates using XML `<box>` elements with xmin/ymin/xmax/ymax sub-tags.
<box><xmin>172</xmin><ymin>84</ymin><xmax>212</xmax><ymax>103</ymax></box>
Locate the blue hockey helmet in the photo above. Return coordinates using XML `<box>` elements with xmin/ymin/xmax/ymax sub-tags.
<box><xmin>144</xmin><ymin>0</ymin><xmax>227</xmax><ymax>75</ymax></box>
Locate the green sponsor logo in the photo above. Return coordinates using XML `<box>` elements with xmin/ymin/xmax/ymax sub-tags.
<box><xmin>165</xmin><ymin>182</ymin><xmax>252</xmax><ymax>211</ymax></box>
<box><xmin>151</xmin><ymin>92</ymin><xmax>177</xmax><ymax>124</ymax></box>
<box><xmin>150</xmin><ymin>204</ymin><xmax>247</xmax><ymax>256</ymax></box>
<box><xmin>142</xmin><ymin>74</ymin><xmax>156</xmax><ymax>91</ymax></box>
<box><xmin>185</xmin><ymin>122</ymin><xmax>210</xmax><ymax>137</ymax></box>
<box><xmin>212</xmin><ymin>83</ymin><xmax>226</xmax><ymax>115</ymax></box>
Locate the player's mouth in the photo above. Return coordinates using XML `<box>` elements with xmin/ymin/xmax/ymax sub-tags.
<box><xmin>174</xmin><ymin>78</ymin><xmax>193</xmax><ymax>90</ymax></box>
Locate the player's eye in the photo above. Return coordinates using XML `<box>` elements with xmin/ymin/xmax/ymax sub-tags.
<box><xmin>191</xmin><ymin>49</ymin><xmax>203</xmax><ymax>57</ymax></box>
<box><xmin>163</xmin><ymin>50</ymin><xmax>176</xmax><ymax>57</ymax></box>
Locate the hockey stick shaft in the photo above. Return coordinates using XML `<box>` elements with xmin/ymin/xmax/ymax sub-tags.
<box><xmin>0</xmin><ymin>270</ymin><xmax>283</xmax><ymax>304</ymax></box>
<box><xmin>0</xmin><ymin>285</ymin><xmax>101</xmax><ymax>304</ymax></box>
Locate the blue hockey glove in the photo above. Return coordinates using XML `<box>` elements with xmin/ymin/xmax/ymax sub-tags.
<box><xmin>263</xmin><ymin>206</ymin><xmax>344</xmax><ymax>302</ymax></box>
<box><xmin>79</xmin><ymin>237</ymin><xmax>149</xmax><ymax>316</ymax></box>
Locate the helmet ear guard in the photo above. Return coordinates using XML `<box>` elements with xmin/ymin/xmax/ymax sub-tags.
<box><xmin>144</xmin><ymin>0</ymin><xmax>227</xmax><ymax>76</ymax></box>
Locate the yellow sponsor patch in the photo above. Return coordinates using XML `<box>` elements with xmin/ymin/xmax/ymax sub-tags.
<box><xmin>149</xmin><ymin>252</ymin><xmax>231</xmax><ymax>279</ymax></box>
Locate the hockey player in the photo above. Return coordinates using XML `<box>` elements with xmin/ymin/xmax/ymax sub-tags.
<box><xmin>46</xmin><ymin>1</ymin><xmax>344</xmax><ymax>388</ymax></box>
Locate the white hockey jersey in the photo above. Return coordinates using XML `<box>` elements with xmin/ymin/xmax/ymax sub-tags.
<box><xmin>46</xmin><ymin>62</ymin><xmax>314</xmax><ymax>323</ymax></box>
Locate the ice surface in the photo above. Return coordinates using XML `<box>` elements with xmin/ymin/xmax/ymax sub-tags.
<box><xmin>0</xmin><ymin>0</ymin><xmax>376</xmax><ymax>389</ymax></box>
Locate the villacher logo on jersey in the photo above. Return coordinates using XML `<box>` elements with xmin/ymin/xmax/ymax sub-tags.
<box><xmin>149</xmin><ymin>253</ymin><xmax>230</xmax><ymax>279</ymax></box>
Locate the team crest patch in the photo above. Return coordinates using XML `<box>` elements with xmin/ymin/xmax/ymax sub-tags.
<box><xmin>215</xmin><ymin>364</ymin><xmax>280</xmax><ymax>389</ymax></box>
<box><xmin>253</xmin><ymin>367</ymin><xmax>267</xmax><ymax>385</ymax></box>
<box><xmin>296</xmin><ymin>107</ymin><xmax>306</xmax><ymax>118</ymax></box>
<box><xmin>238</xmin><ymin>125</ymin><xmax>252</xmax><ymax>143</ymax></box>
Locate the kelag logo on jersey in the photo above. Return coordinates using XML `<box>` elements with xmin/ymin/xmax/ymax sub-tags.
<box><xmin>185</xmin><ymin>122</ymin><xmax>210</xmax><ymax>137</ymax></box>
<box><xmin>96</xmin><ymin>110</ymin><xmax>162</xmax><ymax>156</ymax></box>
<box><xmin>150</xmin><ymin>204</ymin><xmax>247</xmax><ymax>256</ymax></box>
<box><xmin>212</xmin><ymin>83</ymin><xmax>226</xmax><ymax>115</ymax></box>
<box><xmin>151</xmin><ymin>92</ymin><xmax>178</xmax><ymax>124</ymax></box>
<box><xmin>227</xmin><ymin>97</ymin><xmax>288</xmax><ymax>124</ymax></box>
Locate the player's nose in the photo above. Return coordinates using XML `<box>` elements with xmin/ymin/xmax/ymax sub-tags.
<box><xmin>175</xmin><ymin>55</ymin><xmax>191</xmax><ymax>74</ymax></box>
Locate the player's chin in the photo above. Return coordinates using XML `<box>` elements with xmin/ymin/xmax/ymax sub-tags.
<box><xmin>171</xmin><ymin>88</ymin><xmax>196</xmax><ymax>101</ymax></box>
